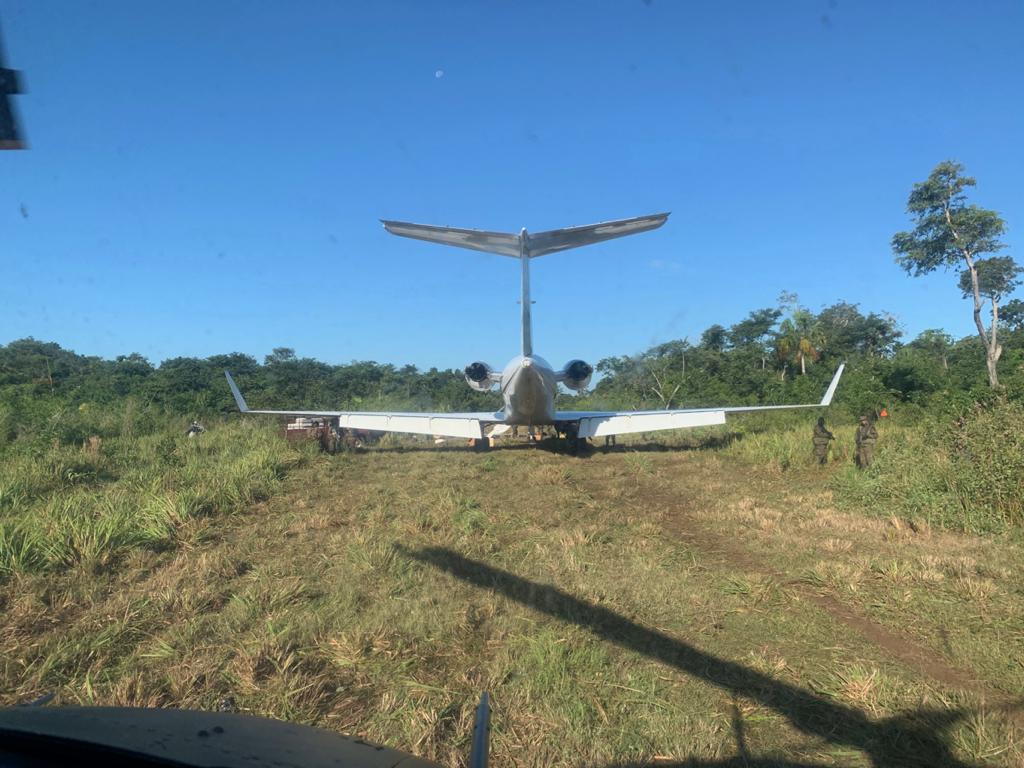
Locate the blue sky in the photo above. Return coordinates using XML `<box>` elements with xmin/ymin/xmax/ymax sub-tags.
<box><xmin>2</xmin><ymin>0</ymin><xmax>1022</xmax><ymax>371</ymax></box>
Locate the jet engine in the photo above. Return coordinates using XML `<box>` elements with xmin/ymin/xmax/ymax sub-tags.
<box><xmin>559</xmin><ymin>359</ymin><xmax>593</xmax><ymax>391</ymax></box>
<box><xmin>464</xmin><ymin>361</ymin><xmax>497</xmax><ymax>392</ymax></box>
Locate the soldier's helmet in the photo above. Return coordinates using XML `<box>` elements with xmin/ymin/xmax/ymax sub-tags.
<box><xmin>858</xmin><ymin>415</ymin><xmax>869</xmax><ymax>424</ymax></box>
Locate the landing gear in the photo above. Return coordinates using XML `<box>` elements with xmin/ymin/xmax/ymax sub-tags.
<box><xmin>563</xmin><ymin>424</ymin><xmax>589</xmax><ymax>455</ymax></box>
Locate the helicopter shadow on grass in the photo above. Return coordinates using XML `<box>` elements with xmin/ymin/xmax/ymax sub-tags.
<box><xmin>397</xmin><ymin>545</ymin><xmax>1007</xmax><ymax>768</ymax></box>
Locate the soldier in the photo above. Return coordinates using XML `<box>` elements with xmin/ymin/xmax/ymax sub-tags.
<box><xmin>186</xmin><ymin>420</ymin><xmax>205</xmax><ymax>439</ymax></box>
<box><xmin>854</xmin><ymin>415</ymin><xmax>878</xmax><ymax>469</ymax></box>
<box><xmin>812</xmin><ymin>416</ymin><xmax>834</xmax><ymax>465</ymax></box>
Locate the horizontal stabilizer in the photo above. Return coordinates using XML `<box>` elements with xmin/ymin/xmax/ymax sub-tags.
<box><xmin>381</xmin><ymin>221</ymin><xmax>522</xmax><ymax>257</ymax></box>
<box><xmin>525</xmin><ymin>212</ymin><xmax>670</xmax><ymax>257</ymax></box>
<box><xmin>382</xmin><ymin>213</ymin><xmax>670</xmax><ymax>259</ymax></box>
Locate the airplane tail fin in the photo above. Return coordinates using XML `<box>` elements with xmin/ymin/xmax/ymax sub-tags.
<box><xmin>382</xmin><ymin>213</ymin><xmax>671</xmax><ymax>357</ymax></box>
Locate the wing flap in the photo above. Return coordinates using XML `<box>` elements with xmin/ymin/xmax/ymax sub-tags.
<box><xmin>339</xmin><ymin>413</ymin><xmax>487</xmax><ymax>439</ymax></box>
<box><xmin>239</xmin><ymin>408</ymin><xmax>496</xmax><ymax>439</ymax></box>
<box><xmin>575</xmin><ymin>410</ymin><xmax>725</xmax><ymax>438</ymax></box>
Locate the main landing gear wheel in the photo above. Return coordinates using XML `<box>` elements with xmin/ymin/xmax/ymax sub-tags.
<box><xmin>564</xmin><ymin>424</ymin><xmax>589</xmax><ymax>455</ymax></box>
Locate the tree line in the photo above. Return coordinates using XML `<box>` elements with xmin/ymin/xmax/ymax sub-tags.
<box><xmin>1</xmin><ymin>296</ymin><xmax>1020</xmax><ymax>440</ymax></box>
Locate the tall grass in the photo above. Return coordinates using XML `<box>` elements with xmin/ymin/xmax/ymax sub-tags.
<box><xmin>718</xmin><ymin>403</ymin><xmax>1024</xmax><ymax>533</ymax></box>
<box><xmin>833</xmin><ymin>401</ymin><xmax>1024</xmax><ymax>533</ymax></box>
<box><xmin>0</xmin><ymin>420</ymin><xmax>305</xmax><ymax>579</ymax></box>
<box><xmin>2</xmin><ymin>415</ymin><xmax>1018</xmax><ymax>764</ymax></box>
<box><xmin>720</xmin><ymin>420</ymin><xmax>856</xmax><ymax>471</ymax></box>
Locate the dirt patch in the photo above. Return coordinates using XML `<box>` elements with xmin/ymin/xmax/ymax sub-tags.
<box><xmin>593</xmin><ymin>474</ymin><xmax>998</xmax><ymax>699</ymax></box>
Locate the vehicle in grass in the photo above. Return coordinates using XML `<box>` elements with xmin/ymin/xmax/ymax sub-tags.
<box><xmin>282</xmin><ymin>417</ymin><xmax>379</xmax><ymax>453</ymax></box>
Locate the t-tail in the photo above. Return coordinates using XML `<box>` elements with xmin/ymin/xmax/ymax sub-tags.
<box><xmin>518</xmin><ymin>228</ymin><xmax>531</xmax><ymax>356</ymax></box>
<box><xmin>382</xmin><ymin>213</ymin><xmax>670</xmax><ymax>357</ymax></box>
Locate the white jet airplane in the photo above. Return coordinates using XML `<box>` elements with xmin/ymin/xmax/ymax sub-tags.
<box><xmin>225</xmin><ymin>213</ymin><xmax>844</xmax><ymax>450</ymax></box>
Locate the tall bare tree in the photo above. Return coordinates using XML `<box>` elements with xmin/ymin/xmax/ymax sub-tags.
<box><xmin>956</xmin><ymin>257</ymin><xmax>1022</xmax><ymax>381</ymax></box>
<box><xmin>892</xmin><ymin>161</ymin><xmax>1015</xmax><ymax>387</ymax></box>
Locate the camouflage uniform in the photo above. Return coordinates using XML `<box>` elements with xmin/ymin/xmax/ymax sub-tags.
<box><xmin>812</xmin><ymin>418</ymin><xmax>834</xmax><ymax>465</ymax></box>
<box><xmin>854</xmin><ymin>417</ymin><xmax>878</xmax><ymax>469</ymax></box>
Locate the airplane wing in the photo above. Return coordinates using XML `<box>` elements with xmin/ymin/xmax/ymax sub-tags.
<box><xmin>556</xmin><ymin>364</ymin><xmax>845</xmax><ymax>438</ymax></box>
<box><xmin>381</xmin><ymin>213</ymin><xmax>670</xmax><ymax>259</ymax></box>
<box><xmin>225</xmin><ymin>371</ymin><xmax>500</xmax><ymax>439</ymax></box>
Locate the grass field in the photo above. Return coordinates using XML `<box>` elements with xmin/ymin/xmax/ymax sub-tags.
<box><xmin>1</xmin><ymin>421</ymin><xmax>1022</xmax><ymax>767</ymax></box>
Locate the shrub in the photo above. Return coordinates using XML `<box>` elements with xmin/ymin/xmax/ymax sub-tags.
<box><xmin>832</xmin><ymin>401</ymin><xmax>1024</xmax><ymax>532</ymax></box>
<box><xmin>0</xmin><ymin>419</ymin><xmax>301</xmax><ymax>580</ymax></box>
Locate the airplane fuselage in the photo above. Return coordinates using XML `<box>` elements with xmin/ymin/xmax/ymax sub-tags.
<box><xmin>499</xmin><ymin>355</ymin><xmax>558</xmax><ymax>425</ymax></box>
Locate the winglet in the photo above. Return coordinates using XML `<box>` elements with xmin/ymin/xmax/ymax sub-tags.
<box><xmin>820</xmin><ymin>363</ymin><xmax>845</xmax><ymax>407</ymax></box>
<box><xmin>224</xmin><ymin>371</ymin><xmax>250</xmax><ymax>412</ymax></box>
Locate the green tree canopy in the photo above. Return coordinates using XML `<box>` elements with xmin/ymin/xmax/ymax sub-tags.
<box><xmin>699</xmin><ymin>324</ymin><xmax>728</xmax><ymax>352</ymax></box>
<box><xmin>958</xmin><ymin>256</ymin><xmax>1022</xmax><ymax>301</ymax></box>
<box><xmin>1002</xmin><ymin>299</ymin><xmax>1024</xmax><ymax>331</ymax></box>
<box><xmin>892</xmin><ymin>161</ymin><xmax>1006</xmax><ymax>276</ymax></box>
<box><xmin>892</xmin><ymin>161</ymin><xmax>1011</xmax><ymax>387</ymax></box>
<box><xmin>728</xmin><ymin>308</ymin><xmax>781</xmax><ymax>348</ymax></box>
<box><xmin>816</xmin><ymin>302</ymin><xmax>901</xmax><ymax>359</ymax></box>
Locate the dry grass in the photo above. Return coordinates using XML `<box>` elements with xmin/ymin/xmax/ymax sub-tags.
<box><xmin>1</xmin><ymin>427</ymin><xmax>1022</xmax><ymax>766</ymax></box>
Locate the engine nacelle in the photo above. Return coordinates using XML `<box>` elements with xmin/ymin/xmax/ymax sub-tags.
<box><xmin>559</xmin><ymin>359</ymin><xmax>593</xmax><ymax>391</ymax></box>
<box><xmin>464</xmin><ymin>361</ymin><xmax>497</xmax><ymax>392</ymax></box>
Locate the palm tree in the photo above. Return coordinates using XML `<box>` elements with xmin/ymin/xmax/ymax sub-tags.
<box><xmin>775</xmin><ymin>310</ymin><xmax>823</xmax><ymax>378</ymax></box>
